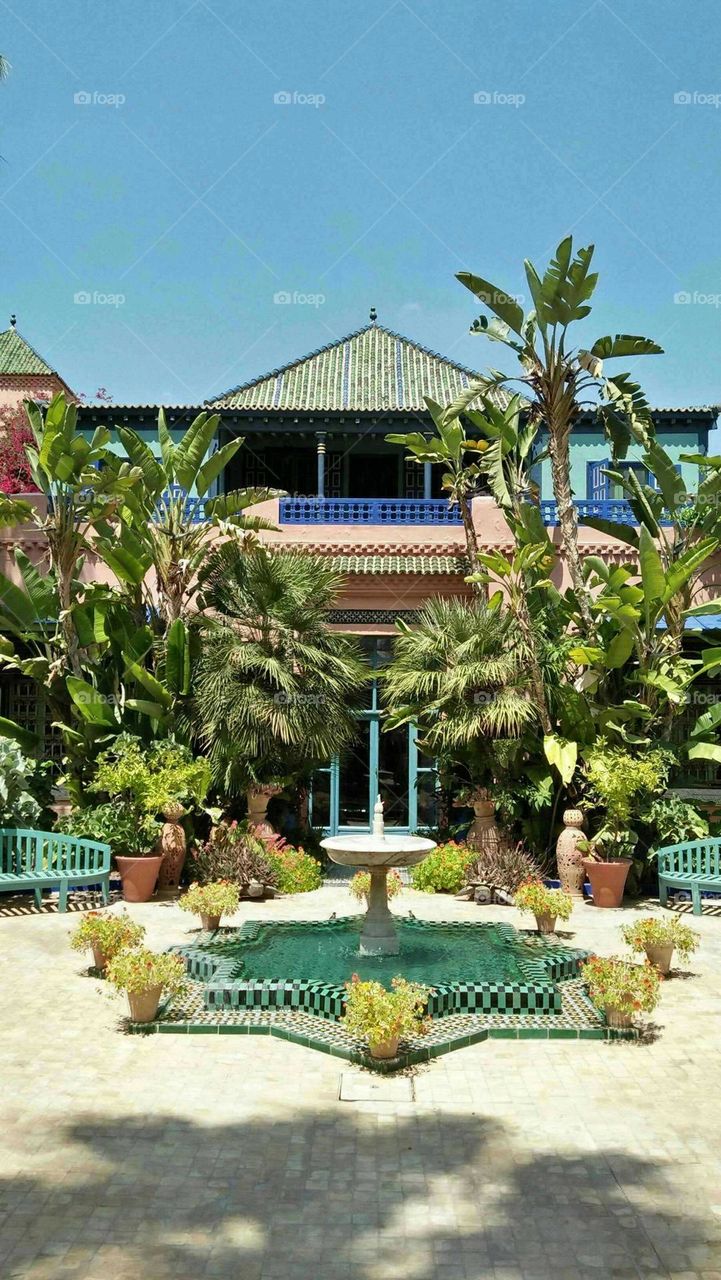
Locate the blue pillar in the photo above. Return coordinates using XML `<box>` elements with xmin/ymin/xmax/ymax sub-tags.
<box><xmin>316</xmin><ymin>433</ymin><xmax>326</xmax><ymax>498</ymax></box>
<box><xmin>423</xmin><ymin>461</ymin><xmax>432</xmax><ymax>500</ymax></box>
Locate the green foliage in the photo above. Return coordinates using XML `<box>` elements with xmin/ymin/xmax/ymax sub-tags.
<box><xmin>194</xmin><ymin>544</ymin><xmax>369</xmax><ymax>794</ymax></box>
<box><xmin>0</xmin><ymin>735</ymin><xmax>48</xmax><ymax>826</ymax></box>
<box><xmin>410</xmin><ymin>841</ymin><xmax>474</xmax><ymax>893</ymax></box>
<box><xmin>266</xmin><ymin>844</ymin><xmax>323</xmax><ymax>894</ymax></box>
<box><xmin>349</xmin><ymin>869</ymin><xmax>402</xmax><ymax>902</ymax></box>
<box><xmin>179</xmin><ymin>880</ymin><xmax>240</xmax><ymax>919</ymax></box>
<box><xmin>88</xmin><ymin>734</ymin><xmax>210</xmax><ymax>815</ymax></box>
<box><xmin>384</xmin><ymin>599</ymin><xmax>536</xmax><ymax>786</ymax></box>
<box><xmin>641</xmin><ymin>795</ymin><xmax>708</xmax><ymax>846</ymax></box>
<box><xmin>57</xmin><ymin>802</ymin><xmax>160</xmax><ymax>859</ymax></box>
<box><xmin>621</xmin><ymin>915</ymin><xmax>700</xmax><ymax>961</ymax></box>
<box><xmin>342</xmin><ymin>975</ymin><xmax>429</xmax><ymax>1046</ymax></box>
<box><xmin>106</xmin><ymin>946</ymin><xmax>187</xmax><ymax>996</ymax></box>
<box><xmin>69</xmin><ymin>911</ymin><xmax>145</xmax><ymax>961</ymax></box>
<box><xmin>584</xmin><ymin>744</ymin><xmax>671</xmax><ymax>858</ymax></box>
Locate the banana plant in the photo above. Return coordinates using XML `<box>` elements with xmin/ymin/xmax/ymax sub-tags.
<box><xmin>0</xmin><ymin>393</ymin><xmax>141</xmax><ymax>675</ymax></box>
<box><xmin>386</xmin><ymin>399</ymin><xmax>487</xmax><ymax>574</ymax></box>
<box><xmin>95</xmin><ymin>407</ymin><xmax>278</xmax><ymax>625</ymax></box>
<box><xmin>454</xmin><ymin>235</ymin><xmax>663</xmax><ymax>638</ymax></box>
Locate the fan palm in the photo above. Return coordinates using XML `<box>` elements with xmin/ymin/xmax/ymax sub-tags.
<box><xmin>383</xmin><ymin>597</ymin><xmax>537</xmax><ymax>784</ymax></box>
<box><xmin>194</xmin><ymin>544</ymin><xmax>369</xmax><ymax>795</ymax></box>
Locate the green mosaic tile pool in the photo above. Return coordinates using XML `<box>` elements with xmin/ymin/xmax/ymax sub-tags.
<box><xmin>170</xmin><ymin>917</ymin><xmax>591</xmax><ymax>1022</ymax></box>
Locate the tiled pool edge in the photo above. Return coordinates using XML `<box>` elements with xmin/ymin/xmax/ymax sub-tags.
<box><xmin>171</xmin><ymin>918</ymin><xmax>591</xmax><ymax>1019</ymax></box>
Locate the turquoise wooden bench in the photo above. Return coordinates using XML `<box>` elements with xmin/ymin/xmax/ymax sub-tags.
<box><xmin>658</xmin><ymin>839</ymin><xmax>721</xmax><ymax>915</ymax></box>
<box><xmin>0</xmin><ymin>829</ymin><xmax>111</xmax><ymax>911</ymax></box>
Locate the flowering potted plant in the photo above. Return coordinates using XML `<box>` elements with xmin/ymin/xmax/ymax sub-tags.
<box><xmin>581</xmin><ymin>955</ymin><xmax>660</xmax><ymax>1028</ymax></box>
<box><xmin>514</xmin><ymin>880</ymin><xmax>573</xmax><ymax>933</ymax></box>
<box><xmin>350</xmin><ymin>869</ymin><xmax>402</xmax><ymax>903</ymax></box>
<box><xmin>69</xmin><ymin>911</ymin><xmax>145</xmax><ymax>971</ymax></box>
<box><xmin>106</xmin><ymin>947</ymin><xmax>187</xmax><ymax>1023</ymax></box>
<box><xmin>179</xmin><ymin>881</ymin><xmax>240</xmax><ymax>931</ymax></box>
<box><xmin>342</xmin><ymin>975</ymin><xmax>428</xmax><ymax>1060</ymax></box>
<box><xmin>57</xmin><ymin>802</ymin><xmax>162</xmax><ymax>903</ymax></box>
<box><xmin>621</xmin><ymin>916</ymin><xmax>700</xmax><ymax>976</ymax></box>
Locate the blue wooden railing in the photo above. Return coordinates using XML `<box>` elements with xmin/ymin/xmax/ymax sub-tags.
<box><xmin>278</xmin><ymin>497</ymin><xmax>462</xmax><ymax>525</ymax></box>
<box><xmin>541</xmin><ymin>498</ymin><xmax>637</xmax><ymax>527</ymax></box>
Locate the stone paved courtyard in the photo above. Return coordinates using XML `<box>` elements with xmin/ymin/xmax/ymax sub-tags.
<box><xmin>2</xmin><ymin>881</ymin><xmax>721</xmax><ymax>1280</ymax></box>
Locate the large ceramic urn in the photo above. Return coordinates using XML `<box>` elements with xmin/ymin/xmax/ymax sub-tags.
<box><xmin>246</xmin><ymin>784</ymin><xmax>282</xmax><ymax>838</ymax></box>
<box><xmin>556</xmin><ymin>809</ymin><xmax>586</xmax><ymax>896</ymax></box>
<box><xmin>463</xmin><ymin>790</ymin><xmax>502</xmax><ymax>857</ymax></box>
<box><xmin>156</xmin><ymin>802</ymin><xmax>187</xmax><ymax>891</ymax></box>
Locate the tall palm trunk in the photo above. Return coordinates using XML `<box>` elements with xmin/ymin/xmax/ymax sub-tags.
<box><xmin>458</xmin><ymin>493</ymin><xmax>484</xmax><ymax>596</ymax></box>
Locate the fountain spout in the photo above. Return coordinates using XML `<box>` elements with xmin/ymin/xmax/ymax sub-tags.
<box><xmin>372</xmin><ymin>794</ymin><xmax>385</xmax><ymax>838</ymax></box>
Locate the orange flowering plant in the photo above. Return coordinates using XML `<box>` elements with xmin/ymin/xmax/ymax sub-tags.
<box><xmin>514</xmin><ymin>880</ymin><xmax>573</xmax><ymax>922</ymax></box>
<box><xmin>349</xmin><ymin>869</ymin><xmax>402</xmax><ymax>902</ymax></box>
<box><xmin>69</xmin><ymin>911</ymin><xmax>145</xmax><ymax>961</ymax></box>
<box><xmin>106</xmin><ymin>947</ymin><xmax>187</xmax><ymax>997</ymax></box>
<box><xmin>179</xmin><ymin>881</ymin><xmax>240</xmax><ymax>920</ymax></box>
<box><xmin>581</xmin><ymin>954</ymin><xmax>660</xmax><ymax>1017</ymax></box>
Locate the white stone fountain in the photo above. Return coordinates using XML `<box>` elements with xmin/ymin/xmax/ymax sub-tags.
<box><xmin>321</xmin><ymin>797</ymin><xmax>436</xmax><ymax>955</ymax></box>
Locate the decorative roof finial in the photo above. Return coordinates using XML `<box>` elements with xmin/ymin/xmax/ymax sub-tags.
<box><xmin>369</xmin><ymin>306</ymin><xmax>377</xmax><ymax>325</ymax></box>
<box><xmin>10</xmin><ymin>314</ymin><xmax>16</xmax><ymax>328</ymax></box>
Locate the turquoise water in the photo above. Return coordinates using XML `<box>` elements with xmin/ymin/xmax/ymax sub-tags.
<box><xmin>229</xmin><ymin>918</ymin><xmax>532</xmax><ymax>988</ymax></box>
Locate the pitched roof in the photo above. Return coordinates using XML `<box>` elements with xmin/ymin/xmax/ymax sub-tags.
<box><xmin>0</xmin><ymin>325</ymin><xmax>58</xmax><ymax>377</ymax></box>
<box><xmin>208</xmin><ymin>323</ymin><xmax>506</xmax><ymax>413</ymax></box>
<box><xmin>331</xmin><ymin>553</ymin><xmax>467</xmax><ymax>575</ymax></box>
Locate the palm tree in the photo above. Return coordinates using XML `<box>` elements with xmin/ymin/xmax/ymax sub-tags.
<box><xmin>0</xmin><ymin>56</ymin><xmax>11</xmax><ymax>80</ymax></box>
<box><xmin>194</xmin><ymin>544</ymin><xmax>369</xmax><ymax>799</ymax></box>
<box><xmin>383</xmin><ymin>597</ymin><xmax>537</xmax><ymax>787</ymax></box>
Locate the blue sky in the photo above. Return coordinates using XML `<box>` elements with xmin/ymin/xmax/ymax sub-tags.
<box><xmin>2</xmin><ymin>0</ymin><xmax>721</xmax><ymax>408</ymax></box>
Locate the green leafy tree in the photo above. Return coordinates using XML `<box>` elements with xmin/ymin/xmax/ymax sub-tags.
<box><xmin>383</xmin><ymin>598</ymin><xmax>537</xmax><ymax>789</ymax></box>
<box><xmin>193</xmin><ymin>545</ymin><xmax>369</xmax><ymax>796</ymax></box>
<box><xmin>96</xmin><ymin>408</ymin><xmax>277</xmax><ymax>626</ymax></box>
<box><xmin>454</xmin><ymin>236</ymin><xmax>663</xmax><ymax>635</ymax></box>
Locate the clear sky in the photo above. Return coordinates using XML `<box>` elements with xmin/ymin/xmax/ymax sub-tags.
<box><xmin>2</xmin><ymin>0</ymin><xmax>720</xmax><ymax>409</ymax></box>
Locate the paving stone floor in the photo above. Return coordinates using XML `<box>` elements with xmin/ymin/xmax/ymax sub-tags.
<box><xmin>1</xmin><ymin>880</ymin><xmax>721</xmax><ymax>1279</ymax></box>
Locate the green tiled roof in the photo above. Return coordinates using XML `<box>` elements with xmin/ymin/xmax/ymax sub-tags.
<box><xmin>209</xmin><ymin>323</ymin><xmax>506</xmax><ymax>413</ymax></box>
<box><xmin>331</xmin><ymin>554</ymin><xmax>467</xmax><ymax>575</ymax></box>
<box><xmin>0</xmin><ymin>326</ymin><xmax>56</xmax><ymax>376</ymax></box>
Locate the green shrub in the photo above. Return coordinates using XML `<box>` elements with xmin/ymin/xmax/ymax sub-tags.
<box><xmin>191</xmin><ymin>821</ymin><xmax>277</xmax><ymax>889</ymax></box>
<box><xmin>0</xmin><ymin>735</ymin><xmax>49</xmax><ymax>827</ymax></box>
<box><xmin>410</xmin><ymin>841</ymin><xmax>474</xmax><ymax>893</ymax></box>
<box><xmin>57</xmin><ymin>802</ymin><xmax>160</xmax><ymax>858</ymax></box>
<box><xmin>89</xmin><ymin>734</ymin><xmax>210</xmax><ymax>816</ymax></box>
<box><xmin>266</xmin><ymin>844</ymin><xmax>322</xmax><ymax>893</ymax></box>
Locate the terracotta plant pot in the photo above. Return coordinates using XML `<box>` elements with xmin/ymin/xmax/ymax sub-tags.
<box><xmin>556</xmin><ymin>809</ymin><xmax>586</xmax><ymax>896</ymax></box>
<box><xmin>156</xmin><ymin>804</ymin><xmax>187</xmax><ymax>891</ymax></box>
<box><xmin>644</xmin><ymin>942</ymin><xmax>674</xmax><ymax>975</ymax></box>
<box><xmin>582</xmin><ymin>858</ymin><xmax>631</xmax><ymax>909</ymax></box>
<box><xmin>91</xmin><ymin>943</ymin><xmax>109</xmax><ymax>971</ymax></box>
<box><xmin>369</xmin><ymin>1037</ymin><xmax>400</xmax><ymax>1060</ymax></box>
<box><xmin>116</xmin><ymin>855</ymin><xmax>163</xmax><ymax>904</ymax></box>
<box><xmin>463</xmin><ymin>792</ymin><xmax>503</xmax><ymax>857</ymax></box>
<box><xmin>535</xmin><ymin>913</ymin><xmax>557</xmax><ymax>934</ymax></box>
<box><xmin>200</xmin><ymin>913</ymin><xmax>222</xmax><ymax>932</ymax></box>
<box><xmin>247</xmin><ymin>879</ymin><xmax>264</xmax><ymax>899</ymax></box>
<box><xmin>127</xmin><ymin>985</ymin><xmax>163</xmax><ymax>1023</ymax></box>
<box><xmin>603</xmin><ymin>1007</ymin><xmax>635</xmax><ymax>1029</ymax></box>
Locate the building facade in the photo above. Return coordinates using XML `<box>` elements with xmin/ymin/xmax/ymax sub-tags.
<box><xmin>1</xmin><ymin>315</ymin><xmax>718</xmax><ymax>830</ymax></box>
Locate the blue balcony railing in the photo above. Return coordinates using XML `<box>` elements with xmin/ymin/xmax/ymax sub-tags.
<box><xmin>279</xmin><ymin>497</ymin><xmax>462</xmax><ymax>525</ymax></box>
<box><xmin>541</xmin><ymin>498</ymin><xmax>637</xmax><ymax>527</ymax></box>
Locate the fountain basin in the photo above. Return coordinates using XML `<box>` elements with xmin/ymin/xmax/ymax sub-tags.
<box><xmin>320</xmin><ymin>833</ymin><xmax>435</xmax><ymax>868</ymax></box>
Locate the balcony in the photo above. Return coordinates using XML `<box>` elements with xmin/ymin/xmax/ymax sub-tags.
<box><xmin>541</xmin><ymin>499</ymin><xmax>637</xmax><ymax>527</ymax></box>
<box><xmin>278</xmin><ymin>497</ymin><xmax>462</xmax><ymax>525</ymax></box>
